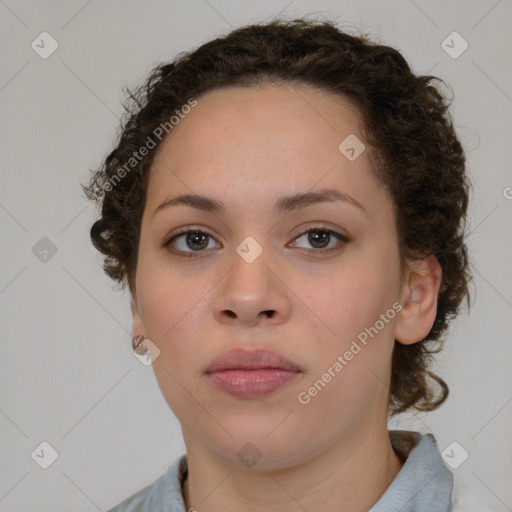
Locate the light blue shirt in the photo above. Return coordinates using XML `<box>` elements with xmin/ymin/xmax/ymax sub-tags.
<box><xmin>107</xmin><ymin>430</ymin><xmax>453</xmax><ymax>511</ymax></box>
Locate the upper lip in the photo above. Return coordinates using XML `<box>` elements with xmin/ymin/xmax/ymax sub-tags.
<box><xmin>205</xmin><ymin>348</ymin><xmax>302</xmax><ymax>373</ymax></box>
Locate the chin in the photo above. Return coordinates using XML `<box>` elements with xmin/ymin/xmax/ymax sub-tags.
<box><xmin>197</xmin><ymin>420</ymin><xmax>322</xmax><ymax>471</ymax></box>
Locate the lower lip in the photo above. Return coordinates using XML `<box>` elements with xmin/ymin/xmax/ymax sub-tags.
<box><xmin>207</xmin><ymin>369</ymin><xmax>300</xmax><ymax>398</ymax></box>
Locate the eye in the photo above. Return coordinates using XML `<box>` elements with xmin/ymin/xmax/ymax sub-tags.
<box><xmin>290</xmin><ymin>226</ymin><xmax>349</xmax><ymax>254</ymax></box>
<box><xmin>164</xmin><ymin>229</ymin><xmax>220</xmax><ymax>257</ymax></box>
<box><xmin>164</xmin><ymin>225</ymin><xmax>349</xmax><ymax>259</ymax></box>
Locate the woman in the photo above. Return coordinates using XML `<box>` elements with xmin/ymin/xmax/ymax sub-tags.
<box><xmin>83</xmin><ymin>17</ymin><xmax>503</xmax><ymax>512</ymax></box>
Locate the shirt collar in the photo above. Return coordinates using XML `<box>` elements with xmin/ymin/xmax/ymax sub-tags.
<box><xmin>370</xmin><ymin>430</ymin><xmax>453</xmax><ymax>512</ymax></box>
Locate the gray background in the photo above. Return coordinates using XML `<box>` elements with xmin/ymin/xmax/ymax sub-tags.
<box><xmin>1</xmin><ymin>0</ymin><xmax>511</xmax><ymax>510</ymax></box>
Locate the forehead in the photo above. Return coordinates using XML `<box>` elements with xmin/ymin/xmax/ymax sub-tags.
<box><xmin>145</xmin><ymin>83</ymin><xmax>389</xmax><ymax>220</ymax></box>
<box><xmin>163</xmin><ymin>82</ymin><xmax>365</xmax><ymax>158</ymax></box>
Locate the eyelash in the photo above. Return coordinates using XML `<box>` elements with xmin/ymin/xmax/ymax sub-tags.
<box><xmin>164</xmin><ymin>225</ymin><xmax>349</xmax><ymax>259</ymax></box>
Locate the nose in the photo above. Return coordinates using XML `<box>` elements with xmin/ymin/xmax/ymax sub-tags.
<box><xmin>212</xmin><ymin>249</ymin><xmax>291</xmax><ymax>328</ymax></box>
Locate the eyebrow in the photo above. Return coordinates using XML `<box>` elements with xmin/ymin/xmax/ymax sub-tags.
<box><xmin>152</xmin><ymin>187</ymin><xmax>367</xmax><ymax>218</ymax></box>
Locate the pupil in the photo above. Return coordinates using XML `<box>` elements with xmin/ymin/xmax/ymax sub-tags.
<box><xmin>187</xmin><ymin>232</ymin><xmax>208</xmax><ymax>250</ymax></box>
<box><xmin>309</xmin><ymin>230</ymin><xmax>329</xmax><ymax>248</ymax></box>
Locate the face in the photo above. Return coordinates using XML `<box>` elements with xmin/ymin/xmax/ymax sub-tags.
<box><xmin>131</xmin><ymin>83</ymin><xmax>407</xmax><ymax>469</ymax></box>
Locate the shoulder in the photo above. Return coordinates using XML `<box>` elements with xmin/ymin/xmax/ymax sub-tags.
<box><xmin>451</xmin><ymin>471</ymin><xmax>510</xmax><ymax>512</ymax></box>
<box><xmin>106</xmin><ymin>455</ymin><xmax>188</xmax><ymax>512</ymax></box>
<box><xmin>387</xmin><ymin>431</ymin><xmax>510</xmax><ymax>512</ymax></box>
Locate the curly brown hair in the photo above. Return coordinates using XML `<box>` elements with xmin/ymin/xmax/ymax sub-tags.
<box><xmin>82</xmin><ymin>17</ymin><xmax>471</xmax><ymax>415</ymax></box>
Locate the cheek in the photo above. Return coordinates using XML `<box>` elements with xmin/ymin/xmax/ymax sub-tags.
<box><xmin>299</xmin><ymin>253</ymin><xmax>400</xmax><ymax>393</ymax></box>
<box><xmin>136</xmin><ymin>263</ymin><xmax>209</xmax><ymax>417</ymax></box>
<box><xmin>136</xmin><ymin>236</ymin><xmax>201</xmax><ymax>326</ymax></box>
<box><xmin>134</xmin><ymin>252</ymin><xmax>202</xmax><ymax>364</ymax></box>
<box><xmin>303</xmin><ymin>258</ymin><xmax>399</xmax><ymax>345</ymax></box>
<box><xmin>298</xmin><ymin>345</ymin><xmax>393</xmax><ymax>435</ymax></box>
<box><xmin>298</xmin><ymin>283</ymin><xmax>398</xmax><ymax>429</ymax></box>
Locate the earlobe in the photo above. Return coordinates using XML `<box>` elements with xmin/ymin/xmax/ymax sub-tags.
<box><xmin>131</xmin><ymin>297</ymin><xmax>144</xmax><ymax>339</ymax></box>
<box><xmin>394</xmin><ymin>255</ymin><xmax>442</xmax><ymax>345</ymax></box>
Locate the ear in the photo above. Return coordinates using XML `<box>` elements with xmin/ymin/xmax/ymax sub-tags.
<box><xmin>131</xmin><ymin>295</ymin><xmax>144</xmax><ymax>339</ymax></box>
<box><xmin>394</xmin><ymin>255</ymin><xmax>442</xmax><ymax>345</ymax></box>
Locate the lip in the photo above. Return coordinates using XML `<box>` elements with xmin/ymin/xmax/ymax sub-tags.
<box><xmin>205</xmin><ymin>348</ymin><xmax>302</xmax><ymax>399</ymax></box>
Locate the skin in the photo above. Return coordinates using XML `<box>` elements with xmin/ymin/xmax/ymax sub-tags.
<box><xmin>130</xmin><ymin>83</ymin><xmax>441</xmax><ymax>511</ymax></box>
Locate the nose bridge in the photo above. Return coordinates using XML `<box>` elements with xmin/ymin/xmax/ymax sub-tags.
<box><xmin>213</xmin><ymin>239</ymin><xmax>290</xmax><ymax>325</ymax></box>
<box><xmin>227</xmin><ymin>243</ymin><xmax>272</xmax><ymax>303</ymax></box>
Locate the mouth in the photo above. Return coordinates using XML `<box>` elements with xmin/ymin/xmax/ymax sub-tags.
<box><xmin>205</xmin><ymin>348</ymin><xmax>302</xmax><ymax>399</ymax></box>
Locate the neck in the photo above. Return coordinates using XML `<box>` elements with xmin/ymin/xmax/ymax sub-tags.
<box><xmin>182</xmin><ymin>426</ymin><xmax>403</xmax><ymax>512</ymax></box>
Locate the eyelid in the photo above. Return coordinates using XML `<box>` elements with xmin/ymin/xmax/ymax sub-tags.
<box><xmin>291</xmin><ymin>223</ymin><xmax>350</xmax><ymax>243</ymax></box>
<box><xmin>164</xmin><ymin>225</ymin><xmax>221</xmax><ymax>246</ymax></box>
